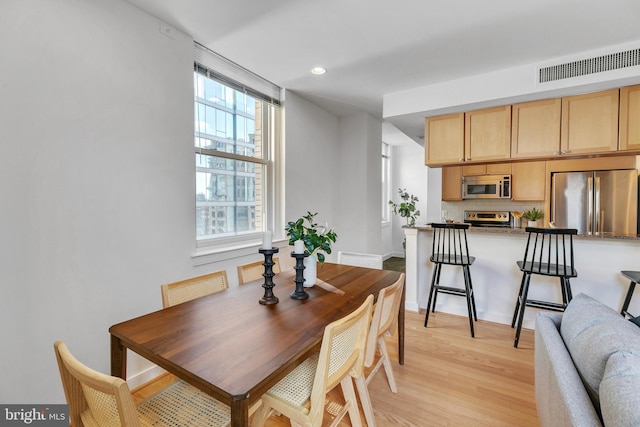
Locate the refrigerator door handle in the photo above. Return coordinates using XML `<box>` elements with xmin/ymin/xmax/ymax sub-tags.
<box><xmin>587</xmin><ymin>176</ymin><xmax>594</xmax><ymax>234</ymax></box>
<box><xmin>594</xmin><ymin>176</ymin><xmax>601</xmax><ymax>234</ymax></box>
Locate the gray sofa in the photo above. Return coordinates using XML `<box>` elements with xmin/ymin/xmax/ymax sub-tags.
<box><xmin>535</xmin><ymin>293</ymin><xmax>640</xmax><ymax>427</ymax></box>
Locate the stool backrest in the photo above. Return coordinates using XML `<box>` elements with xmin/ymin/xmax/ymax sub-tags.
<box><xmin>430</xmin><ymin>223</ymin><xmax>472</xmax><ymax>265</ymax></box>
<box><xmin>521</xmin><ymin>227</ymin><xmax>578</xmax><ymax>277</ymax></box>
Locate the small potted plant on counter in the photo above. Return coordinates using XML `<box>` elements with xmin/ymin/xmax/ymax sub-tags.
<box><xmin>523</xmin><ymin>207</ymin><xmax>544</xmax><ymax>227</ymax></box>
<box><xmin>285</xmin><ymin>211</ymin><xmax>337</xmax><ymax>286</ymax></box>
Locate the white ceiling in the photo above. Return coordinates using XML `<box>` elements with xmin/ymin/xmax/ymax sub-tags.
<box><xmin>124</xmin><ymin>0</ymin><xmax>640</xmax><ymax>145</ymax></box>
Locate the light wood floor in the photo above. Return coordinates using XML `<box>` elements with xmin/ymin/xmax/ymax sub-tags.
<box><xmin>132</xmin><ymin>310</ymin><xmax>539</xmax><ymax>427</ymax></box>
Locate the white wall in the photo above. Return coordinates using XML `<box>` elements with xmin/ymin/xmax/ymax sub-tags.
<box><xmin>335</xmin><ymin>113</ymin><xmax>382</xmax><ymax>255</ymax></box>
<box><xmin>1</xmin><ymin>0</ymin><xmax>202</xmax><ymax>404</ymax></box>
<box><xmin>282</xmin><ymin>91</ymin><xmax>339</xmax><ymax>260</ymax></box>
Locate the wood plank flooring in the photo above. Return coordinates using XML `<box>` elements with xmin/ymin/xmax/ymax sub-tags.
<box><xmin>132</xmin><ymin>310</ymin><xmax>539</xmax><ymax>427</ymax></box>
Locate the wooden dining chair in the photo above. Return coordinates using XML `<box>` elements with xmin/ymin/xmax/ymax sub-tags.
<box><xmin>237</xmin><ymin>257</ymin><xmax>281</xmax><ymax>285</ymax></box>
<box><xmin>251</xmin><ymin>295</ymin><xmax>374</xmax><ymax>427</ymax></box>
<box><xmin>161</xmin><ymin>270</ymin><xmax>228</xmax><ymax>308</ymax></box>
<box><xmin>54</xmin><ymin>341</ymin><xmax>231</xmax><ymax>427</ymax></box>
<box><xmin>354</xmin><ymin>273</ymin><xmax>405</xmax><ymax>427</ymax></box>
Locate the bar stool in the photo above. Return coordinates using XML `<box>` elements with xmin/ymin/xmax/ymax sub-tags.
<box><xmin>424</xmin><ymin>223</ymin><xmax>477</xmax><ymax>337</ymax></box>
<box><xmin>620</xmin><ymin>271</ymin><xmax>640</xmax><ymax>318</ymax></box>
<box><xmin>511</xmin><ymin>227</ymin><xmax>578</xmax><ymax>348</ymax></box>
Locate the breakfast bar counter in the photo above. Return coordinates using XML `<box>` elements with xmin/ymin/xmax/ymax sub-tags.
<box><xmin>403</xmin><ymin>224</ymin><xmax>640</xmax><ymax>331</ymax></box>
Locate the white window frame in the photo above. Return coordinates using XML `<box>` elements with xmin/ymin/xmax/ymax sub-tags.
<box><xmin>191</xmin><ymin>43</ymin><xmax>283</xmax><ymax>263</ymax></box>
<box><xmin>381</xmin><ymin>142</ymin><xmax>391</xmax><ymax>223</ymax></box>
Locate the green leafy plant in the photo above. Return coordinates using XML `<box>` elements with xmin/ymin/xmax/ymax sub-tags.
<box><xmin>389</xmin><ymin>188</ymin><xmax>421</xmax><ymax>226</ymax></box>
<box><xmin>523</xmin><ymin>207</ymin><xmax>544</xmax><ymax>221</ymax></box>
<box><xmin>285</xmin><ymin>211</ymin><xmax>337</xmax><ymax>263</ymax></box>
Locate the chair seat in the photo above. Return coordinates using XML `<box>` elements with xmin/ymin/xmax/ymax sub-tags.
<box><xmin>516</xmin><ymin>261</ymin><xmax>577</xmax><ymax>277</ymax></box>
<box><xmin>265</xmin><ymin>353</ymin><xmax>319</xmax><ymax>408</ymax></box>
<box><xmin>431</xmin><ymin>253</ymin><xmax>475</xmax><ymax>266</ymax></box>
<box><xmin>137</xmin><ymin>379</ymin><xmax>230</xmax><ymax>427</ymax></box>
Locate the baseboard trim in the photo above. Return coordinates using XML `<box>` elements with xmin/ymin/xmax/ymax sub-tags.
<box><xmin>127</xmin><ymin>365</ymin><xmax>166</xmax><ymax>390</ymax></box>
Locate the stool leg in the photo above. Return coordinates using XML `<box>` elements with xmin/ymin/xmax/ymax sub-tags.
<box><xmin>424</xmin><ymin>263</ymin><xmax>440</xmax><ymax>328</ymax></box>
<box><xmin>514</xmin><ymin>273</ymin><xmax>531</xmax><ymax>348</ymax></box>
<box><xmin>511</xmin><ymin>273</ymin><xmax>527</xmax><ymax>328</ymax></box>
<box><xmin>432</xmin><ymin>262</ymin><xmax>442</xmax><ymax>313</ymax></box>
<box><xmin>621</xmin><ymin>280</ymin><xmax>637</xmax><ymax>317</ymax></box>
<box><xmin>465</xmin><ymin>265</ymin><xmax>478</xmax><ymax>321</ymax></box>
<box><xmin>463</xmin><ymin>265</ymin><xmax>475</xmax><ymax>338</ymax></box>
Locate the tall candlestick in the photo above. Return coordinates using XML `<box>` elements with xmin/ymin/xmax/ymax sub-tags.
<box><xmin>262</xmin><ymin>230</ymin><xmax>272</xmax><ymax>249</ymax></box>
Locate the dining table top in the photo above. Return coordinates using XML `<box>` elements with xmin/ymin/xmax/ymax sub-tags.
<box><xmin>109</xmin><ymin>262</ymin><xmax>404</xmax><ymax>427</ymax></box>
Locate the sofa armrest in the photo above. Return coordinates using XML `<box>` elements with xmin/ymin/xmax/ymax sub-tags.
<box><xmin>535</xmin><ymin>313</ymin><xmax>602</xmax><ymax>427</ymax></box>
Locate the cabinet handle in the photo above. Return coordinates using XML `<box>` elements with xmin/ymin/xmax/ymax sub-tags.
<box><xmin>553</xmin><ymin>151</ymin><xmax>560</xmax><ymax>156</ymax></box>
<box><xmin>459</xmin><ymin>158</ymin><xmax>465</xmax><ymax>162</ymax></box>
<box><xmin>466</xmin><ymin>157</ymin><xmax>471</xmax><ymax>161</ymax></box>
<box><xmin>561</xmin><ymin>150</ymin><xmax>569</xmax><ymax>154</ymax></box>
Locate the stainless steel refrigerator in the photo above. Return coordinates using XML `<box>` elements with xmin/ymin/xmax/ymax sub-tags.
<box><xmin>551</xmin><ymin>169</ymin><xmax>638</xmax><ymax>235</ymax></box>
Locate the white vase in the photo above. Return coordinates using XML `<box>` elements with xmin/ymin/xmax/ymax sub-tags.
<box><xmin>527</xmin><ymin>220</ymin><xmax>539</xmax><ymax>227</ymax></box>
<box><xmin>303</xmin><ymin>254</ymin><xmax>317</xmax><ymax>287</ymax></box>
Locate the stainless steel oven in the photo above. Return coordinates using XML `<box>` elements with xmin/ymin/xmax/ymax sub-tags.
<box><xmin>464</xmin><ymin>210</ymin><xmax>511</xmax><ymax>228</ymax></box>
<box><xmin>462</xmin><ymin>175</ymin><xmax>511</xmax><ymax>199</ymax></box>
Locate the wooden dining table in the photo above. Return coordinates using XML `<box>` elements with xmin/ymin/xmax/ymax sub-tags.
<box><xmin>109</xmin><ymin>262</ymin><xmax>405</xmax><ymax>427</ymax></box>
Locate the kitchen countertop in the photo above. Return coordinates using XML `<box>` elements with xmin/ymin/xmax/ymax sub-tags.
<box><xmin>411</xmin><ymin>224</ymin><xmax>640</xmax><ymax>240</ymax></box>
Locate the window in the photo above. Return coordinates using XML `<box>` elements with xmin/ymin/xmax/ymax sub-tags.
<box><xmin>193</xmin><ymin>43</ymin><xmax>281</xmax><ymax>246</ymax></box>
<box><xmin>382</xmin><ymin>142</ymin><xmax>391</xmax><ymax>222</ymax></box>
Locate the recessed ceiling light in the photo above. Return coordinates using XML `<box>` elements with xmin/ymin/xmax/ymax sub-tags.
<box><xmin>311</xmin><ymin>67</ymin><xmax>326</xmax><ymax>75</ymax></box>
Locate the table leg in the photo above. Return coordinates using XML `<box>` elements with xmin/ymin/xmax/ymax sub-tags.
<box><xmin>110</xmin><ymin>334</ymin><xmax>127</xmax><ymax>378</ymax></box>
<box><xmin>230</xmin><ymin>399</ymin><xmax>249</xmax><ymax>427</ymax></box>
<box><xmin>398</xmin><ymin>282</ymin><xmax>405</xmax><ymax>365</ymax></box>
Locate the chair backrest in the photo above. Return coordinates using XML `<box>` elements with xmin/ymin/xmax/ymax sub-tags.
<box><xmin>365</xmin><ymin>273</ymin><xmax>405</xmax><ymax>367</ymax></box>
<box><xmin>237</xmin><ymin>257</ymin><xmax>281</xmax><ymax>285</ymax></box>
<box><xmin>430</xmin><ymin>223</ymin><xmax>472</xmax><ymax>265</ymax></box>
<box><xmin>521</xmin><ymin>227</ymin><xmax>578</xmax><ymax>277</ymax></box>
<box><xmin>308</xmin><ymin>294</ymin><xmax>374</xmax><ymax>427</ymax></box>
<box><xmin>337</xmin><ymin>251</ymin><xmax>383</xmax><ymax>269</ymax></box>
<box><xmin>54</xmin><ymin>341</ymin><xmax>141</xmax><ymax>427</ymax></box>
<box><xmin>161</xmin><ymin>270</ymin><xmax>228</xmax><ymax>308</ymax></box>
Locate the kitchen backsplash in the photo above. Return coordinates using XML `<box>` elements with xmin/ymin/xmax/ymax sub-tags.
<box><xmin>441</xmin><ymin>200</ymin><xmax>545</xmax><ymax>223</ymax></box>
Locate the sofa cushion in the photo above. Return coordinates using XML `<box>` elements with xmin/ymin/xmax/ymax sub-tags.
<box><xmin>600</xmin><ymin>350</ymin><xmax>640</xmax><ymax>427</ymax></box>
<box><xmin>560</xmin><ymin>293</ymin><xmax>640</xmax><ymax>412</ymax></box>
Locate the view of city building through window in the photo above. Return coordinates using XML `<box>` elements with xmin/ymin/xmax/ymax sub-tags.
<box><xmin>194</xmin><ymin>71</ymin><xmax>271</xmax><ymax>240</ymax></box>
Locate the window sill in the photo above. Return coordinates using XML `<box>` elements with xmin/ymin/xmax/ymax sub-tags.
<box><xmin>191</xmin><ymin>238</ymin><xmax>289</xmax><ymax>266</ymax></box>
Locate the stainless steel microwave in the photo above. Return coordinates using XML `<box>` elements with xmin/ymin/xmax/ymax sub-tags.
<box><xmin>462</xmin><ymin>175</ymin><xmax>511</xmax><ymax>199</ymax></box>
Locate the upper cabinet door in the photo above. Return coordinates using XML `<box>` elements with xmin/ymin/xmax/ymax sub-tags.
<box><xmin>511</xmin><ymin>99</ymin><xmax>561</xmax><ymax>159</ymax></box>
<box><xmin>464</xmin><ymin>106</ymin><xmax>511</xmax><ymax>162</ymax></box>
<box><xmin>619</xmin><ymin>85</ymin><xmax>640</xmax><ymax>152</ymax></box>
<box><xmin>561</xmin><ymin>89</ymin><xmax>619</xmax><ymax>155</ymax></box>
<box><xmin>425</xmin><ymin>113</ymin><xmax>465</xmax><ymax>166</ymax></box>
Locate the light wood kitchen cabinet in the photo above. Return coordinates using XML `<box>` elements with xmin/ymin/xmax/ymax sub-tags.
<box><xmin>511</xmin><ymin>99</ymin><xmax>561</xmax><ymax>159</ymax></box>
<box><xmin>425</xmin><ymin>113</ymin><xmax>464</xmax><ymax>165</ymax></box>
<box><xmin>464</xmin><ymin>106</ymin><xmax>511</xmax><ymax>162</ymax></box>
<box><xmin>462</xmin><ymin>163</ymin><xmax>512</xmax><ymax>176</ymax></box>
<box><xmin>441</xmin><ymin>166</ymin><xmax>463</xmax><ymax>201</ymax></box>
<box><xmin>619</xmin><ymin>85</ymin><xmax>640</xmax><ymax>151</ymax></box>
<box><xmin>511</xmin><ymin>161</ymin><xmax>546</xmax><ymax>201</ymax></box>
<box><xmin>561</xmin><ymin>89</ymin><xmax>619</xmax><ymax>155</ymax></box>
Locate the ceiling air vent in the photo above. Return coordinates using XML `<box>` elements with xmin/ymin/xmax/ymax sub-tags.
<box><xmin>538</xmin><ymin>48</ymin><xmax>640</xmax><ymax>83</ymax></box>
